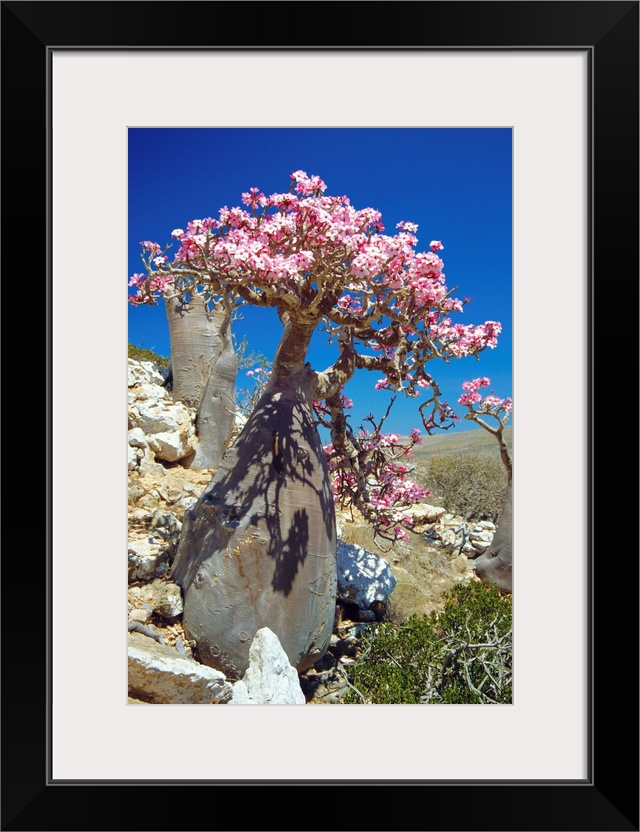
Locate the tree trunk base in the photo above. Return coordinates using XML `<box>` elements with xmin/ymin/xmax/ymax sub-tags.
<box><xmin>171</xmin><ymin>384</ymin><xmax>337</xmax><ymax>679</ymax></box>
<box><xmin>474</xmin><ymin>483</ymin><xmax>512</xmax><ymax>593</ymax></box>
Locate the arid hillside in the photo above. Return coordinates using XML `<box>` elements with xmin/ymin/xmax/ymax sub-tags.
<box><xmin>410</xmin><ymin>424</ymin><xmax>513</xmax><ymax>460</ymax></box>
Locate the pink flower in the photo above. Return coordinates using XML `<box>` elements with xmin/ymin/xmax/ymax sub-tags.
<box><xmin>396</xmin><ymin>221</ymin><xmax>419</xmax><ymax>232</ymax></box>
<box><xmin>140</xmin><ymin>240</ymin><xmax>161</xmax><ymax>255</ymax></box>
<box><xmin>149</xmin><ymin>275</ymin><xmax>172</xmax><ymax>293</ymax></box>
<box><xmin>290</xmin><ymin>170</ymin><xmax>326</xmax><ymax>195</ymax></box>
<box><xmin>461</xmin><ymin>377</ymin><xmax>491</xmax><ymax>392</ymax></box>
<box><xmin>268</xmin><ymin>192</ymin><xmax>298</xmax><ymax>211</ymax></box>
<box><xmin>340</xmin><ymin>393</ymin><xmax>354</xmax><ymax>410</ymax></box>
<box><xmin>291</xmin><ymin>251</ymin><xmax>315</xmax><ymax>270</ymax></box>
<box><xmin>241</xmin><ymin>187</ymin><xmax>268</xmax><ymax>208</ymax></box>
<box><xmin>131</xmin><ymin>173</ymin><xmax>507</xmax><ymax>489</ymax></box>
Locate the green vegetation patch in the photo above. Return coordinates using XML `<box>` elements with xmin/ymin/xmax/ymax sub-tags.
<box><xmin>344</xmin><ymin>581</ymin><xmax>512</xmax><ymax>704</ymax></box>
<box><xmin>419</xmin><ymin>451</ymin><xmax>508</xmax><ymax>523</ymax></box>
<box><xmin>128</xmin><ymin>343</ymin><xmax>169</xmax><ymax>367</ymax></box>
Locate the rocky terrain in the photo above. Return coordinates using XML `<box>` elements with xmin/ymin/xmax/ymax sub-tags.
<box><xmin>127</xmin><ymin>359</ymin><xmax>498</xmax><ymax>704</ymax></box>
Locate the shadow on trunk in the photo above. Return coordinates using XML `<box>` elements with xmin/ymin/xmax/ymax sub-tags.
<box><xmin>171</xmin><ymin>380</ymin><xmax>337</xmax><ymax>679</ymax></box>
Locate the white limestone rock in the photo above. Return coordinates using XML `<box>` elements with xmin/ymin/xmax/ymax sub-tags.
<box><xmin>128</xmin><ymin>445</ymin><xmax>140</xmax><ymax>471</ymax></box>
<box><xmin>128</xmin><ymin>631</ymin><xmax>232</xmax><ymax>704</ymax></box>
<box><xmin>128</xmin><ymin>359</ymin><xmax>167</xmax><ymax>389</ymax></box>
<box><xmin>128</xmin><ymin>606</ymin><xmax>153</xmax><ymax>625</ymax></box>
<box><xmin>137</xmin><ymin>446</ymin><xmax>167</xmax><ymax>478</ymax></box>
<box><xmin>401</xmin><ymin>503</ymin><xmax>447</xmax><ymax>525</ymax></box>
<box><xmin>128</xmin><ymin>539</ymin><xmax>170</xmax><ymax>582</ymax></box>
<box><xmin>175</xmin><ymin>496</ymin><xmax>198</xmax><ymax>512</ymax></box>
<box><xmin>133</xmin><ymin>400</ymin><xmax>188</xmax><ymax>435</ymax></box>
<box><xmin>150</xmin><ymin>580</ymin><xmax>184</xmax><ymax>618</ymax></box>
<box><xmin>147</xmin><ymin>428</ymin><xmax>195</xmax><ymax>463</ymax></box>
<box><xmin>128</xmin><ymin>359</ymin><xmax>197</xmax><ymax>463</ymax></box>
<box><xmin>422</xmin><ymin>516</ymin><xmax>498</xmax><ymax>558</ymax></box>
<box><xmin>128</xmin><ymin>427</ymin><xmax>148</xmax><ymax>449</ymax></box>
<box><xmin>229</xmin><ymin>628</ymin><xmax>306</xmax><ymax>705</ymax></box>
<box><xmin>467</xmin><ymin>521</ymin><xmax>497</xmax><ymax>555</ymax></box>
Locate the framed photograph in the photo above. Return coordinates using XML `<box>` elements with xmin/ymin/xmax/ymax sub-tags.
<box><xmin>4</xmin><ymin>2</ymin><xmax>637</xmax><ymax>830</ymax></box>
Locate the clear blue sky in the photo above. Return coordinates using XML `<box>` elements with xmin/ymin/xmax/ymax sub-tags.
<box><xmin>128</xmin><ymin>128</ymin><xmax>512</xmax><ymax>437</ymax></box>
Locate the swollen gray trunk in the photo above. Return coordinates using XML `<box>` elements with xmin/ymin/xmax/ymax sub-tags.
<box><xmin>474</xmin><ymin>482</ymin><xmax>512</xmax><ymax>593</ymax></box>
<box><xmin>165</xmin><ymin>296</ymin><xmax>237</xmax><ymax>469</ymax></box>
<box><xmin>171</xmin><ymin>363</ymin><xmax>337</xmax><ymax>679</ymax></box>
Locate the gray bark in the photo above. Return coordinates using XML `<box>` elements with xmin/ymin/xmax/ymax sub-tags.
<box><xmin>473</xmin><ymin>482</ymin><xmax>512</xmax><ymax>593</ymax></box>
<box><xmin>171</xmin><ymin>352</ymin><xmax>337</xmax><ymax>679</ymax></box>
<box><xmin>191</xmin><ymin>331</ymin><xmax>237</xmax><ymax>469</ymax></box>
<box><xmin>165</xmin><ymin>296</ymin><xmax>236</xmax><ymax>469</ymax></box>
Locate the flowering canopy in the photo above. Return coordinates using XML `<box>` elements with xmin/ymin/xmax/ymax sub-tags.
<box><xmin>458</xmin><ymin>377</ymin><xmax>513</xmax><ymax>483</ymax></box>
<box><xmin>458</xmin><ymin>377</ymin><xmax>512</xmax><ymax>427</ymax></box>
<box><xmin>129</xmin><ymin>171</ymin><xmax>505</xmax><ymax>540</ymax></box>
<box><xmin>129</xmin><ymin>170</ymin><xmax>500</xmax><ymax>391</ymax></box>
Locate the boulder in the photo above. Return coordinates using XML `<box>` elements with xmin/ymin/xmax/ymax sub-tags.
<box><xmin>336</xmin><ymin>541</ymin><xmax>397</xmax><ymax>610</ymax></box>
<box><xmin>128</xmin><ymin>631</ymin><xmax>232</xmax><ymax>704</ymax></box>
<box><xmin>229</xmin><ymin>628</ymin><xmax>305</xmax><ymax>705</ymax></box>
<box><xmin>128</xmin><ymin>539</ymin><xmax>170</xmax><ymax>583</ymax></box>
<box><xmin>128</xmin><ymin>359</ymin><xmax>197</xmax><ymax>464</ymax></box>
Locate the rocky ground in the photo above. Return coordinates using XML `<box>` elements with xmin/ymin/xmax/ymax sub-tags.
<box><xmin>127</xmin><ymin>359</ymin><xmax>494</xmax><ymax>704</ymax></box>
<box><xmin>128</xmin><ymin>460</ymin><xmax>490</xmax><ymax>704</ymax></box>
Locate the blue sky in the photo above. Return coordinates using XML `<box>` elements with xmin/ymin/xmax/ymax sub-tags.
<box><xmin>128</xmin><ymin>128</ymin><xmax>512</xmax><ymax>437</ymax></box>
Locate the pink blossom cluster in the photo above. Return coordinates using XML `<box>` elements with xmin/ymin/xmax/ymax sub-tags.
<box><xmin>241</xmin><ymin>187</ymin><xmax>269</xmax><ymax>209</ymax></box>
<box><xmin>290</xmin><ymin>170</ymin><xmax>327</xmax><ymax>195</ymax></box>
<box><xmin>369</xmin><ymin>462</ymin><xmax>430</xmax><ymax>508</ymax></box>
<box><xmin>458</xmin><ymin>377</ymin><xmax>513</xmax><ymax>427</ymax></box>
<box><xmin>429</xmin><ymin>321</ymin><xmax>502</xmax><ymax>357</ymax></box>
<box><xmin>458</xmin><ymin>377</ymin><xmax>512</xmax><ymax>414</ymax></box>
<box><xmin>129</xmin><ymin>172</ymin><xmax>505</xmax><ymax>451</ymax></box>
<box><xmin>140</xmin><ymin>240</ymin><xmax>163</xmax><ymax>256</ymax></box>
<box><xmin>458</xmin><ymin>376</ymin><xmax>491</xmax><ymax>405</ymax></box>
<box><xmin>128</xmin><ymin>271</ymin><xmax>174</xmax><ymax>304</ymax></box>
<box><xmin>324</xmin><ymin>426</ymin><xmax>429</xmax><ymax>542</ymax></box>
<box><xmin>128</xmin><ymin>172</ymin><xmax>502</xmax><ymax>376</ymax></box>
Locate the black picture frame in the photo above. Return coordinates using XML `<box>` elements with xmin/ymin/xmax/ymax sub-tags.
<box><xmin>3</xmin><ymin>2</ymin><xmax>638</xmax><ymax>830</ymax></box>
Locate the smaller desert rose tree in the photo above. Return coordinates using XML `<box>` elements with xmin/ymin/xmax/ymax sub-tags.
<box><xmin>131</xmin><ymin>245</ymin><xmax>237</xmax><ymax>470</ymax></box>
<box><xmin>129</xmin><ymin>171</ymin><xmax>505</xmax><ymax>677</ymax></box>
<box><xmin>459</xmin><ymin>378</ymin><xmax>513</xmax><ymax>592</ymax></box>
<box><xmin>315</xmin><ymin>391</ymin><xmax>431</xmax><ymax>543</ymax></box>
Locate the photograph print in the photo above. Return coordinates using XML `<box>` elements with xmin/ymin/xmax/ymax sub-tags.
<box><xmin>127</xmin><ymin>127</ymin><xmax>513</xmax><ymax>705</ymax></box>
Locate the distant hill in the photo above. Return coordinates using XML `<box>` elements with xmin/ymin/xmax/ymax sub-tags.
<box><xmin>407</xmin><ymin>425</ymin><xmax>513</xmax><ymax>462</ymax></box>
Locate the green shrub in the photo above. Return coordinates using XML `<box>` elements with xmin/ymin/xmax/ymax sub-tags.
<box><xmin>344</xmin><ymin>581</ymin><xmax>512</xmax><ymax>704</ymax></box>
<box><xmin>128</xmin><ymin>343</ymin><xmax>169</xmax><ymax>367</ymax></box>
<box><xmin>421</xmin><ymin>452</ymin><xmax>507</xmax><ymax>523</ymax></box>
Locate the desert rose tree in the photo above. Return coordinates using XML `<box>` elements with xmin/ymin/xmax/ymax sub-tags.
<box><xmin>131</xmin><ymin>245</ymin><xmax>237</xmax><ymax>470</ymax></box>
<box><xmin>458</xmin><ymin>378</ymin><xmax>513</xmax><ymax>592</ymax></box>
<box><xmin>129</xmin><ymin>171</ymin><xmax>504</xmax><ymax>678</ymax></box>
